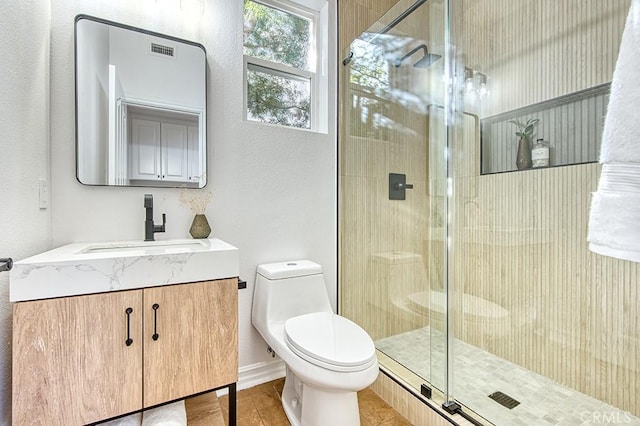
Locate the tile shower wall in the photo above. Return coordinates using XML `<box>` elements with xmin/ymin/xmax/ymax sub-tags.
<box><xmin>452</xmin><ymin>0</ymin><xmax>639</xmax><ymax>416</ymax></box>
<box><xmin>338</xmin><ymin>0</ymin><xmax>402</xmax><ymax>53</ymax></box>
<box><xmin>339</xmin><ymin>0</ymin><xmax>639</xmax><ymax>420</ymax></box>
<box><xmin>451</xmin><ymin>164</ymin><xmax>640</xmax><ymax>416</ymax></box>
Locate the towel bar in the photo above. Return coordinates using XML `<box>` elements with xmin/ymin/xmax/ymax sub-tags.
<box><xmin>0</xmin><ymin>258</ymin><xmax>12</xmax><ymax>272</ymax></box>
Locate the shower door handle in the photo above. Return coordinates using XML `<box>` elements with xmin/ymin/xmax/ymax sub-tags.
<box><xmin>389</xmin><ymin>173</ymin><xmax>413</xmax><ymax>200</ymax></box>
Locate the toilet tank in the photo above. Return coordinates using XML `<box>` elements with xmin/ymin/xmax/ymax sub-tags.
<box><xmin>252</xmin><ymin>260</ymin><xmax>333</xmax><ymax>331</ymax></box>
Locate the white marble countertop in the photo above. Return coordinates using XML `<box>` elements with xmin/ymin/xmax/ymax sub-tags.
<box><xmin>10</xmin><ymin>238</ymin><xmax>239</xmax><ymax>302</ymax></box>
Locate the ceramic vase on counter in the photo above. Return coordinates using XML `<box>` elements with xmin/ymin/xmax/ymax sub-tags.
<box><xmin>189</xmin><ymin>214</ymin><xmax>211</xmax><ymax>239</ymax></box>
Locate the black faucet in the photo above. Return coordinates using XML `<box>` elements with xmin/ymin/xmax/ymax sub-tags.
<box><xmin>144</xmin><ymin>194</ymin><xmax>166</xmax><ymax>241</ymax></box>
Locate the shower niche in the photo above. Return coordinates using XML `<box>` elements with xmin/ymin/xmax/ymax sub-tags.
<box><xmin>480</xmin><ymin>83</ymin><xmax>611</xmax><ymax>174</ymax></box>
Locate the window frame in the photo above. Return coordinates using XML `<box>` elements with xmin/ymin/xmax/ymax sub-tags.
<box><xmin>242</xmin><ymin>0</ymin><xmax>321</xmax><ymax>131</ymax></box>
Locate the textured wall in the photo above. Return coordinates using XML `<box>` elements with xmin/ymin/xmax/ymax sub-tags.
<box><xmin>3</xmin><ymin>0</ymin><xmax>335</xmax><ymax>421</ymax></box>
<box><xmin>0</xmin><ymin>1</ymin><xmax>51</xmax><ymax>423</ymax></box>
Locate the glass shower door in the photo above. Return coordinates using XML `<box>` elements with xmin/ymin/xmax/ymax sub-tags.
<box><xmin>448</xmin><ymin>0</ymin><xmax>640</xmax><ymax>424</ymax></box>
<box><xmin>338</xmin><ymin>0</ymin><xmax>449</xmax><ymax>403</ymax></box>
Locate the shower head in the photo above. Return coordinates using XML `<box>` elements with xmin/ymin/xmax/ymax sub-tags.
<box><xmin>394</xmin><ymin>44</ymin><xmax>442</xmax><ymax>68</ymax></box>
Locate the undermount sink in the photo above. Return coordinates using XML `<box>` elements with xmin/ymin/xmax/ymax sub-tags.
<box><xmin>79</xmin><ymin>238</ymin><xmax>207</xmax><ymax>254</ymax></box>
<box><xmin>10</xmin><ymin>238</ymin><xmax>239</xmax><ymax>302</ymax></box>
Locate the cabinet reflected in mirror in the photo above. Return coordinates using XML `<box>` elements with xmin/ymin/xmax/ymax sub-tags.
<box><xmin>75</xmin><ymin>15</ymin><xmax>207</xmax><ymax>188</ymax></box>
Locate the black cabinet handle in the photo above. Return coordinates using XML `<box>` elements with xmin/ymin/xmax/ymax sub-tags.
<box><xmin>152</xmin><ymin>303</ymin><xmax>160</xmax><ymax>341</ymax></box>
<box><xmin>125</xmin><ymin>307</ymin><xmax>133</xmax><ymax>346</ymax></box>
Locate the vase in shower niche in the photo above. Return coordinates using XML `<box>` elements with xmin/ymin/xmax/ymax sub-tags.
<box><xmin>516</xmin><ymin>137</ymin><xmax>532</xmax><ymax>170</ymax></box>
<box><xmin>509</xmin><ymin>118</ymin><xmax>540</xmax><ymax>170</ymax></box>
<box><xmin>189</xmin><ymin>214</ymin><xmax>211</xmax><ymax>239</ymax></box>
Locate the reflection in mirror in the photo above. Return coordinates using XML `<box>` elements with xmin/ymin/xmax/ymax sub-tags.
<box><xmin>75</xmin><ymin>15</ymin><xmax>207</xmax><ymax>188</ymax></box>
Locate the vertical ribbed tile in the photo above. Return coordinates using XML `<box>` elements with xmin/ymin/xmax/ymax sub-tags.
<box><xmin>339</xmin><ymin>0</ymin><xmax>638</xmax><ymax>421</ymax></box>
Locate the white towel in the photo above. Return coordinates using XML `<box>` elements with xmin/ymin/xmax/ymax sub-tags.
<box><xmin>142</xmin><ymin>401</ymin><xmax>187</xmax><ymax>426</ymax></box>
<box><xmin>98</xmin><ymin>413</ymin><xmax>142</xmax><ymax>426</ymax></box>
<box><xmin>599</xmin><ymin>0</ymin><xmax>640</xmax><ymax>163</ymax></box>
<box><xmin>588</xmin><ymin>0</ymin><xmax>640</xmax><ymax>262</ymax></box>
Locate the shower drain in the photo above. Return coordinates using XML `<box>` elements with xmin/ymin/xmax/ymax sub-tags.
<box><xmin>488</xmin><ymin>391</ymin><xmax>521</xmax><ymax>409</ymax></box>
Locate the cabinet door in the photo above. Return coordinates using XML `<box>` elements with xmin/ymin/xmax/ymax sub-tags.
<box><xmin>129</xmin><ymin>118</ymin><xmax>161</xmax><ymax>180</ymax></box>
<box><xmin>12</xmin><ymin>290</ymin><xmax>143</xmax><ymax>425</ymax></box>
<box><xmin>187</xmin><ymin>125</ymin><xmax>200</xmax><ymax>182</ymax></box>
<box><xmin>161</xmin><ymin>122</ymin><xmax>190</xmax><ymax>182</ymax></box>
<box><xmin>143</xmin><ymin>279</ymin><xmax>238</xmax><ymax>407</ymax></box>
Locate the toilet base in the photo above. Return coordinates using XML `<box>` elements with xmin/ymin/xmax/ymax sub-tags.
<box><xmin>281</xmin><ymin>368</ymin><xmax>361</xmax><ymax>426</ymax></box>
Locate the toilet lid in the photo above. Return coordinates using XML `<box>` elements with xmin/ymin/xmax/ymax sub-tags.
<box><xmin>284</xmin><ymin>312</ymin><xmax>376</xmax><ymax>372</ymax></box>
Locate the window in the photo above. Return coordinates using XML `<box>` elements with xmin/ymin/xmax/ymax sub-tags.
<box><xmin>243</xmin><ymin>0</ymin><xmax>322</xmax><ymax>130</ymax></box>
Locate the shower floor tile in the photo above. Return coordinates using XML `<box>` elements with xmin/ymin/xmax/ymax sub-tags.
<box><xmin>376</xmin><ymin>327</ymin><xmax>639</xmax><ymax>426</ymax></box>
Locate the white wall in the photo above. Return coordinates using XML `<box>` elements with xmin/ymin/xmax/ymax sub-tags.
<box><xmin>0</xmin><ymin>0</ymin><xmax>336</xmax><ymax>420</ymax></box>
<box><xmin>0</xmin><ymin>1</ymin><xmax>51</xmax><ymax>423</ymax></box>
<box><xmin>109</xmin><ymin>25</ymin><xmax>206</xmax><ymax>110</ymax></box>
<box><xmin>50</xmin><ymin>0</ymin><xmax>337</xmax><ymax>378</ymax></box>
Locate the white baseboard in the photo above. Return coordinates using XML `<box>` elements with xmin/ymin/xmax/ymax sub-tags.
<box><xmin>217</xmin><ymin>359</ymin><xmax>286</xmax><ymax>396</ymax></box>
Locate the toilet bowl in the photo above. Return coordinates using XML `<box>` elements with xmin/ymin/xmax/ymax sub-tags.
<box><xmin>252</xmin><ymin>260</ymin><xmax>378</xmax><ymax>426</ymax></box>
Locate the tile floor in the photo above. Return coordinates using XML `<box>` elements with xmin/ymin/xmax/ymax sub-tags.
<box><xmin>218</xmin><ymin>378</ymin><xmax>412</xmax><ymax>425</ymax></box>
<box><xmin>376</xmin><ymin>326</ymin><xmax>640</xmax><ymax>426</ymax></box>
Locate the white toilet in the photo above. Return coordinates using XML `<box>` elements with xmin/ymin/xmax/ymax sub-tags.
<box><xmin>252</xmin><ymin>260</ymin><xmax>379</xmax><ymax>426</ymax></box>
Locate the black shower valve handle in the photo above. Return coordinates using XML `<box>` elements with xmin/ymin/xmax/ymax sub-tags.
<box><xmin>394</xmin><ymin>182</ymin><xmax>414</xmax><ymax>190</ymax></box>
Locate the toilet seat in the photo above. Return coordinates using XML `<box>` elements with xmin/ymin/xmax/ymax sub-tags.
<box><xmin>284</xmin><ymin>312</ymin><xmax>376</xmax><ymax>373</ymax></box>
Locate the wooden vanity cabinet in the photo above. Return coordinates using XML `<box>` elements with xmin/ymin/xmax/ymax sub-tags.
<box><xmin>13</xmin><ymin>289</ymin><xmax>144</xmax><ymax>424</ymax></box>
<box><xmin>12</xmin><ymin>278</ymin><xmax>238</xmax><ymax>426</ymax></box>
<box><xmin>143</xmin><ymin>279</ymin><xmax>238</xmax><ymax>407</ymax></box>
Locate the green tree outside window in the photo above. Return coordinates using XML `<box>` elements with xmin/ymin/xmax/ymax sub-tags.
<box><xmin>244</xmin><ymin>0</ymin><xmax>313</xmax><ymax>129</ymax></box>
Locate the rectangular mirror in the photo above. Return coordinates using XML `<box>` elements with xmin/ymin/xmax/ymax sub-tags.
<box><xmin>75</xmin><ymin>15</ymin><xmax>207</xmax><ymax>188</ymax></box>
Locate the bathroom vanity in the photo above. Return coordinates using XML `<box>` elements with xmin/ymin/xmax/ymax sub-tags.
<box><xmin>10</xmin><ymin>238</ymin><xmax>239</xmax><ymax>425</ymax></box>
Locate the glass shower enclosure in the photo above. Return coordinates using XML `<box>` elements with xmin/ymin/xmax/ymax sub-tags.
<box><xmin>339</xmin><ymin>0</ymin><xmax>640</xmax><ymax>424</ymax></box>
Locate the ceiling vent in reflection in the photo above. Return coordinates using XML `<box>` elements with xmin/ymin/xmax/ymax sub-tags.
<box><xmin>151</xmin><ymin>43</ymin><xmax>175</xmax><ymax>57</ymax></box>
